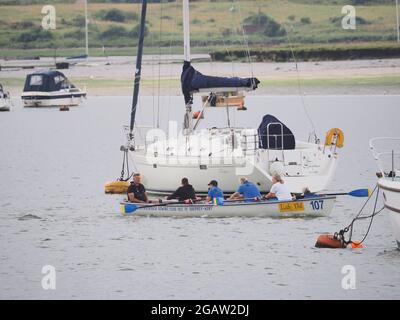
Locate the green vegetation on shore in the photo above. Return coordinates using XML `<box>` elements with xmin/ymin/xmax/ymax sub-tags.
<box><xmin>211</xmin><ymin>42</ymin><xmax>400</xmax><ymax>62</ymax></box>
<box><xmin>0</xmin><ymin>0</ymin><xmax>399</xmax><ymax>61</ymax></box>
<box><xmin>2</xmin><ymin>74</ymin><xmax>400</xmax><ymax>95</ymax></box>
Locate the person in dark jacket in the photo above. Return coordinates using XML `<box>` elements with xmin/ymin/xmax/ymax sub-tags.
<box><xmin>127</xmin><ymin>173</ymin><xmax>149</xmax><ymax>203</ymax></box>
<box><xmin>167</xmin><ymin>178</ymin><xmax>196</xmax><ymax>202</ymax></box>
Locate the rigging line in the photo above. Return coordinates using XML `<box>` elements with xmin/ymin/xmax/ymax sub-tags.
<box><xmin>282</xmin><ymin>22</ymin><xmax>316</xmax><ymax>135</ymax></box>
<box><xmin>202</xmin><ymin>36</ymin><xmax>217</xmax><ymax>77</ymax></box>
<box><xmin>150</xmin><ymin>28</ymin><xmax>156</xmax><ymax>128</ymax></box>
<box><xmin>127</xmin><ymin>149</ymin><xmax>138</xmax><ymax>174</ymax></box>
<box><xmin>225</xmin><ymin>6</ymin><xmax>236</xmax><ymax>76</ymax></box>
<box><xmin>166</xmin><ymin>0</ymin><xmax>179</xmax><ymax>125</ymax></box>
<box><xmin>220</xmin><ymin>30</ymin><xmax>235</xmax><ymax>76</ymax></box>
<box><xmin>233</xmin><ymin>0</ymin><xmax>254</xmax><ymax>79</ymax></box>
<box><xmin>156</xmin><ymin>0</ymin><xmax>164</xmax><ymax>129</ymax></box>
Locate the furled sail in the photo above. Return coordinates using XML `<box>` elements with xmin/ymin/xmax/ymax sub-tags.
<box><xmin>181</xmin><ymin>61</ymin><xmax>260</xmax><ymax>104</ymax></box>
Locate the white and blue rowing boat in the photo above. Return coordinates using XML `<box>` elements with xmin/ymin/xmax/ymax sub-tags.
<box><xmin>120</xmin><ymin>196</ymin><xmax>336</xmax><ymax>218</ymax></box>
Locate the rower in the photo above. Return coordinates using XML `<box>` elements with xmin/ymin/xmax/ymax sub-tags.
<box><xmin>167</xmin><ymin>177</ymin><xmax>197</xmax><ymax>202</ymax></box>
<box><xmin>229</xmin><ymin>177</ymin><xmax>261</xmax><ymax>202</ymax></box>
<box><xmin>264</xmin><ymin>174</ymin><xmax>294</xmax><ymax>201</ymax></box>
<box><xmin>206</xmin><ymin>180</ymin><xmax>224</xmax><ymax>204</ymax></box>
<box><xmin>127</xmin><ymin>173</ymin><xmax>151</xmax><ymax>203</ymax></box>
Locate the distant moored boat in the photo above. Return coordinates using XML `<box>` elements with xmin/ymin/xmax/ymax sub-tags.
<box><xmin>21</xmin><ymin>70</ymin><xmax>86</xmax><ymax>108</ymax></box>
<box><xmin>0</xmin><ymin>84</ymin><xmax>12</xmax><ymax>112</ymax></box>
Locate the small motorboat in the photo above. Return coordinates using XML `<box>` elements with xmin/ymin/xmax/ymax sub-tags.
<box><xmin>370</xmin><ymin>137</ymin><xmax>400</xmax><ymax>248</ymax></box>
<box><xmin>0</xmin><ymin>84</ymin><xmax>12</xmax><ymax>112</ymax></box>
<box><xmin>120</xmin><ymin>195</ymin><xmax>336</xmax><ymax>218</ymax></box>
<box><xmin>21</xmin><ymin>70</ymin><xmax>86</xmax><ymax>107</ymax></box>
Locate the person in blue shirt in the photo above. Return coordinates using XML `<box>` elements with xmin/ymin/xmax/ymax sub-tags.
<box><xmin>206</xmin><ymin>180</ymin><xmax>224</xmax><ymax>204</ymax></box>
<box><xmin>229</xmin><ymin>177</ymin><xmax>261</xmax><ymax>202</ymax></box>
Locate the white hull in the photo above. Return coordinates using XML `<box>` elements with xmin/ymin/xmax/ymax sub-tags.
<box><xmin>121</xmin><ymin>196</ymin><xmax>335</xmax><ymax>218</ymax></box>
<box><xmin>21</xmin><ymin>90</ymin><xmax>86</xmax><ymax>107</ymax></box>
<box><xmin>130</xmin><ymin>130</ymin><xmax>338</xmax><ymax>194</ymax></box>
<box><xmin>370</xmin><ymin>137</ymin><xmax>400</xmax><ymax>249</ymax></box>
<box><xmin>378</xmin><ymin>178</ymin><xmax>400</xmax><ymax>248</ymax></box>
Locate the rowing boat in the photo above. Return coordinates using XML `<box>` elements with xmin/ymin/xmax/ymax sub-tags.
<box><xmin>120</xmin><ymin>196</ymin><xmax>336</xmax><ymax>218</ymax></box>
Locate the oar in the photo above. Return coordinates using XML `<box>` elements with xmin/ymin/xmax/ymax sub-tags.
<box><xmin>120</xmin><ymin>200</ymin><xmax>198</xmax><ymax>215</ymax></box>
<box><xmin>323</xmin><ymin>188</ymin><xmax>372</xmax><ymax>198</ymax></box>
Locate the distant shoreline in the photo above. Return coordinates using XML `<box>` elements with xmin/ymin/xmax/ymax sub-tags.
<box><xmin>1</xmin><ymin>57</ymin><xmax>400</xmax><ymax>97</ymax></box>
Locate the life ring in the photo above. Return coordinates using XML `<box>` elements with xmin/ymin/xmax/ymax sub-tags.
<box><xmin>325</xmin><ymin>128</ymin><xmax>344</xmax><ymax>148</ymax></box>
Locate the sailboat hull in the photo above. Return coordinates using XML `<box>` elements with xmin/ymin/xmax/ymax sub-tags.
<box><xmin>21</xmin><ymin>91</ymin><xmax>86</xmax><ymax>107</ymax></box>
<box><xmin>378</xmin><ymin>178</ymin><xmax>400</xmax><ymax>249</ymax></box>
<box><xmin>130</xmin><ymin>139</ymin><xmax>338</xmax><ymax>194</ymax></box>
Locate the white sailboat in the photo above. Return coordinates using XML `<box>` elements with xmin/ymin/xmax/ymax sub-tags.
<box><xmin>370</xmin><ymin>137</ymin><xmax>400</xmax><ymax>249</ymax></box>
<box><xmin>124</xmin><ymin>0</ymin><xmax>343</xmax><ymax>195</ymax></box>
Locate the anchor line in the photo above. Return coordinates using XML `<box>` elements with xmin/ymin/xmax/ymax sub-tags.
<box><xmin>119</xmin><ymin>148</ymin><xmax>134</xmax><ymax>182</ymax></box>
<box><xmin>335</xmin><ymin>185</ymin><xmax>385</xmax><ymax>246</ymax></box>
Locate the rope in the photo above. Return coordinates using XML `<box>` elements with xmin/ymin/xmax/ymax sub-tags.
<box><xmin>282</xmin><ymin>23</ymin><xmax>317</xmax><ymax>138</ymax></box>
<box><xmin>335</xmin><ymin>185</ymin><xmax>385</xmax><ymax>246</ymax></box>
<box><xmin>233</xmin><ymin>0</ymin><xmax>254</xmax><ymax>79</ymax></box>
<box><xmin>156</xmin><ymin>0</ymin><xmax>164</xmax><ymax>129</ymax></box>
<box><xmin>119</xmin><ymin>149</ymin><xmax>133</xmax><ymax>181</ymax></box>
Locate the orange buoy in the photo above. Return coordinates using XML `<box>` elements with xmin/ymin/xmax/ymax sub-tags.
<box><xmin>104</xmin><ymin>180</ymin><xmax>129</xmax><ymax>194</ymax></box>
<box><xmin>315</xmin><ymin>234</ymin><xmax>346</xmax><ymax>249</ymax></box>
<box><xmin>351</xmin><ymin>240</ymin><xmax>364</xmax><ymax>249</ymax></box>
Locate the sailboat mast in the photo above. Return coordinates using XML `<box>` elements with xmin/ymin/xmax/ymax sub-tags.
<box><xmin>183</xmin><ymin>0</ymin><xmax>191</xmax><ymax>62</ymax></box>
<box><xmin>129</xmin><ymin>0</ymin><xmax>147</xmax><ymax>138</ymax></box>
<box><xmin>182</xmin><ymin>0</ymin><xmax>193</xmax><ymax>133</ymax></box>
<box><xmin>396</xmin><ymin>0</ymin><xmax>400</xmax><ymax>42</ymax></box>
<box><xmin>85</xmin><ymin>0</ymin><xmax>89</xmax><ymax>57</ymax></box>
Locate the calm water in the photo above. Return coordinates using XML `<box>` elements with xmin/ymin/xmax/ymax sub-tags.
<box><xmin>0</xmin><ymin>95</ymin><xmax>399</xmax><ymax>299</ymax></box>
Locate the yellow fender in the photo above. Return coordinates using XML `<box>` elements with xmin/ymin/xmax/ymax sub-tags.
<box><xmin>105</xmin><ymin>181</ymin><xmax>129</xmax><ymax>194</ymax></box>
<box><xmin>325</xmin><ymin>128</ymin><xmax>344</xmax><ymax>148</ymax></box>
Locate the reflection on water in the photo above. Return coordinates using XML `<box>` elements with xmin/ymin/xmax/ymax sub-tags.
<box><xmin>0</xmin><ymin>95</ymin><xmax>399</xmax><ymax>299</ymax></box>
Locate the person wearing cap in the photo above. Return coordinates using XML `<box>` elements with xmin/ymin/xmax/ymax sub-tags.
<box><xmin>264</xmin><ymin>174</ymin><xmax>293</xmax><ymax>201</ymax></box>
<box><xmin>229</xmin><ymin>177</ymin><xmax>261</xmax><ymax>202</ymax></box>
<box><xmin>206</xmin><ymin>180</ymin><xmax>224</xmax><ymax>203</ymax></box>
<box><xmin>127</xmin><ymin>173</ymin><xmax>150</xmax><ymax>203</ymax></box>
<box><xmin>167</xmin><ymin>177</ymin><xmax>197</xmax><ymax>202</ymax></box>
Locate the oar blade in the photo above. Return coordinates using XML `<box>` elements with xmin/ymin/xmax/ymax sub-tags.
<box><xmin>120</xmin><ymin>203</ymin><xmax>138</xmax><ymax>215</ymax></box>
<box><xmin>348</xmin><ymin>189</ymin><xmax>371</xmax><ymax>198</ymax></box>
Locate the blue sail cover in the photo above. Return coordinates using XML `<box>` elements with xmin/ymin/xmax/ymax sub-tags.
<box><xmin>258</xmin><ymin>114</ymin><xmax>296</xmax><ymax>150</ymax></box>
<box><xmin>181</xmin><ymin>61</ymin><xmax>260</xmax><ymax>104</ymax></box>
